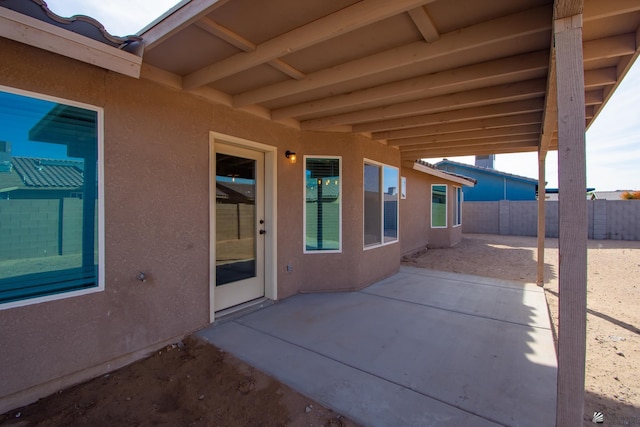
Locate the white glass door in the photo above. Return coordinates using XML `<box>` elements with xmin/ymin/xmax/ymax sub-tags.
<box><xmin>213</xmin><ymin>144</ymin><xmax>265</xmax><ymax>311</ymax></box>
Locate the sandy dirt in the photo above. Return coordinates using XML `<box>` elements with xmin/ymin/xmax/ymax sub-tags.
<box><xmin>402</xmin><ymin>233</ymin><xmax>640</xmax><ymax>426</ymax></box>
<box><xmin>1</xmin><ymin>337</ymin><xmax>358</xmax><ymax>427</ymax></box>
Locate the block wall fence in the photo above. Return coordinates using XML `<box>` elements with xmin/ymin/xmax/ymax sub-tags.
<box><xmin>463</xmin><ymin>200</ymin><xmax>640</xmax><ymax>240</ymax></box>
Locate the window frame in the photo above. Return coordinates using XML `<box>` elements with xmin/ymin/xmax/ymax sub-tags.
<box><xmin>303</xmin><ymin>155</ymin><xmax>342</xmax><ymax>254</ymax></box>
<box><xmin>363</xmin><ymin>159</ymin><xmax>399</xmax><ymax>250</ymax></box>
<box><xmin>453</xmin><ymin>186</ymin><xmax>462</xmax><ymax>227</ymax></box>
<box><xmin>431</xmin><ymin>184</ymin><xmax>448</xmax><ymax>229</ymax></box>
<box><xmin>0</xmin><ymin>85</ymin><xmax>105</xmax><ymax>310</ymax></box>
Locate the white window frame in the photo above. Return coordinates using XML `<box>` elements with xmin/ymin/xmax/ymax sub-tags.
<box><xmin>431</xmin><ymin>184</ymin><xmax>448</xmax><ymax>229</ymax></box>
<box><xmin>453</xmin><ymin>186</ymin><xmax>462</xmax><ymax>227</ymax></box>
<box><xmin>363</xmin><ymin>159</ymin><xmax>399</xmax><ymax>250</ymax></box>
<box><xmin>303</xmin><ymin>155</ymin><xmax>342</xmax><ymax>254</ymax></box>
<box><xmin>0</xmin><ymin>85</ymin><xmax>105</xmax><ymax>310</ymax></box>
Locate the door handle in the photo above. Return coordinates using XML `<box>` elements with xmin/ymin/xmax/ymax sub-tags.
<box><xmin>259</xmin><ymin>229</ymin><xmax>267</xmax><ymax>235</ymax></box>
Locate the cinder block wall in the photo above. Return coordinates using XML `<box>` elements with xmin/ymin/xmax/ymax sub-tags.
<box><xmin>462</xmin><ymin>200</ymin><xmax>640</xmax><ymax>240</ymax></box>
<box><xmin>462</xmin><ymin>202</ymin><xmax>500</xmax><ymax>234</ymax></box>
<box><xmin>0</xmin><ymin>199</ymin><xmax>85</xmax><ymax>262</ymax></box>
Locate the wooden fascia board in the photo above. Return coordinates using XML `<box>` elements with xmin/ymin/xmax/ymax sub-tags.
<box><xmin>401</xmin><ymin>143</ymin><xmax>538</xmax><ymax>159</ymax></box>
<box><xmin>412</xmin><ymin>162</ymin><xmax>475</xmax><ymax>187</ymax></box>
<box><xmin>0</xmin><ymin>7</ymin><xmax>142</xmax><ymax>78</ymax></box>
<box><xmin>398</xmin><ymin>134</ymin><xmax>540</xmax><ymax>151</ymax></box>
<box><xmin>140</xmin><ymin>0</ymin><xmax>230</xmax><ymax>52</ymax></box>
<box><xmin>272</xmin><ymin>50</ymin><xmax>550</xmax><ymax>120</ymax></box>
<box><xmin>233</xmin><ymin>5</ymin><xmax>552</xmax><ymax>107</ymax></box>
<box><xmin>301</xmin><ymin>78</ymin><xmax>547</xmax><ymax>130</ymax></box>
<box><xmin>539</xmin><ymin>41</ymin><xmax>557</xmax><ymax>155</ymax></box>
<box><xmin>182</xmin><ymin>0</ymin><xmax>436</xmax><ymax>89</ymax></box>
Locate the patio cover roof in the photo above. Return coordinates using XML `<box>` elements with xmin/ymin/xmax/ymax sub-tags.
<box><xmin>139</xmin><ymin>0</ymin><xmax>640</xmax><ymax>160</ymax></box>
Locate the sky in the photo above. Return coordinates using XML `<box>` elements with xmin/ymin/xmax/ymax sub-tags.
<box><xmin>43</xmin><ymin>1</ymin><xmax>640</xmax><ymax>191</ymax></box>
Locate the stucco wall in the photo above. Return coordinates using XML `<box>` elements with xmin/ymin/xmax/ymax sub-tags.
<box><xmin>0</xmin><ymin>37</ymin><xmax>401</xmax><ymax>411</ymax></box>
<box><xmin>399</xmin><ymin>167</ymin><xmax>464</xmax><ymax>253</ymax></box>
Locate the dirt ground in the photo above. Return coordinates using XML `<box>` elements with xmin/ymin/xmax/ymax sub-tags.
<box><xmin>403</xmin><ymin>233</ymin><xmax>640</xmax><ymax>426</ymax></box>
<box><xmin>0</xmin><ymin>337</ymin><xmax>358</xmax><ymax>427</ymax></box>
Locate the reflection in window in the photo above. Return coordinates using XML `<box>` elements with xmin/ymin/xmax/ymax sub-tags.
<box><xmin>305</xmin><ymin>157</ymin><xmax>341</xmax><ymax>252</ymax></box>
<box><xmin>364</xmin><ymin>161</ymin><xmax>398</xmax><ymax>248</ymax></box>
<box><xmin>215</xmin><ymin>153</ymin><xmax>257</xmax><ymax>286</ymax></box>
<box><xmin>432</xmin><ymin>184</ymin><xmax>447</xmax><ymax>228</ymax></box>
<box><xmin>454</xmin><ymin>187</ymin><xmax>462</xmax><ymax>226</ymax></box>
<box><xmin>0</xmin><ymin>89</ymin><xmax>102</xmax><ymax>306</ymax></box>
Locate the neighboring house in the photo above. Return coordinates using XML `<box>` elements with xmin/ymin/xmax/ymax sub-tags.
<box><xmin>544</xmin><ymin>187</ymin><xmax>596</xmax><ymax>200</ymax></box>
<box><xmin>0</xmin><ymin>153</ymin><xmax>85</xmax><ymax>200</ymax></box>
<box><xmin>401</xmin><ymin>161</ymin><xmax>476</xmax><ymax>251</ymax></box>
<box><xmin>0</xmin><ymin>0</ymin><xmax>638</xmax><ymax>423</ymax></box>
<box><xmin>436</xmin><ymin>158</ymin><xmax>539</xmax><ymax>201</ymax></box>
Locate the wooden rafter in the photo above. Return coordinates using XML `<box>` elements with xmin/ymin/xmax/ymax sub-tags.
<box><xmin>182</xmin><ymin>0</ymin><xmax>435</xmax><ymax>89</ymax></box>
<box><xmin>301</xmin><ymin>78</ymin><xmax>547</xmax><ymax>130</ymax></box>
<box><xmin>194</xmin><ymin>17</ymin><xmax>305</xmax><ymax>80</ymax></box>
<box><xmin>359</xmin><ymin>99</ymin><xmax>545</xmax><ymax>133</ymax></box>
<box><xmin>391</xmin><ymin>125</ymin><xmax>541</xmax><ymax>148</ymax></box>
<box><xmin>408</xmin><ymin>6</ymin><xmax>440</xmax><ymax>42</ymax></box>
<box><xmin>232</xmin><ymin>5</ymin><xmax>552</xmax><ymax>107</ymax></box>
<box><xmin>374</xmin><ymin>112</ymin><xmax>542</xmax><ymax>140</ymax></box>
<box><xmin>272</xmin><ymin>50</ymin><xmax>549</xmax><ymax>119</ymax></box>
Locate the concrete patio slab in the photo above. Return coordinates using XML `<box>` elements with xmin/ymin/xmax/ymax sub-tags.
<box><xmin>197</xmin><ymin>267</ymin><xmax>557</xmax><ymax>427</ymax></box>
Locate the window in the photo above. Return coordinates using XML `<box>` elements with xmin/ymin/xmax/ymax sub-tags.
<box><xmin>454</xmin><ymin>187</ymin><xmax>462</xmax><ymax>226</ymax></box>
<box><xmin>364</xmin><ymin>161</ymin><xmax>398</xmax><ymax>248</ymax></box>
<box><xmin>305</xmin><ymin>157</ymin><xmax>341</xmax><ymax>252</ymax></box>
<box><xmin>431</xmin><ymin>184</ymin><xmax>447</xmax><ymax>228</ymax></box>
<box><xmin>0</xmin><ymin>87</ymin><xmax>103</xmax><ymax>308</ymax></box>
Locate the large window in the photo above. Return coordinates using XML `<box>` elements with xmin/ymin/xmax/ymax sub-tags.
<box><xmin>364</xmin><ymin>161</ymin><xmax>398</xmax><ymax>248</ymax></box>
<box><xmin>0</xmin><ymin>87</ymin><xmax>103</xmax><ymax>308</ymax></box>
<box><xmin>305</xmin><ymin>157</ymin><xmax>341</xmax><ymax>252</ymax></box>
<box><xmin>454</xmin><ymin>187</ymin><xmax>462</xmax><ymax>226</ymax></box>
<box><xmin>431</xmin><ymin>184</ymin><xmax>447</xmax><ymax>228</ymax></box>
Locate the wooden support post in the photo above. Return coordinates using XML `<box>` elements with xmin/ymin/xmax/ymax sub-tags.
<box><xmin>554</xmin><ymin>13</ymin><xmax>588</xmax><ymax>426</ymax></box>
<box><xmin>536</xmin><ymin>150</ymin><xmax>546</xmax><ymax>286</ymax></box>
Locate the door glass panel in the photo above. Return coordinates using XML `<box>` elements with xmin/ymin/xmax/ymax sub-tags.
<box><xmin>215</xmin><ymin>153</ymin><xmax>256</xmax><ymax>286</ymax></box>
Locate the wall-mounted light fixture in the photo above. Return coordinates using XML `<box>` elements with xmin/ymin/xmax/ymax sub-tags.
<box><xmin>285</xmin><ymin>150</ymin><xmax>297</xmax><ymax>164</ymax></box>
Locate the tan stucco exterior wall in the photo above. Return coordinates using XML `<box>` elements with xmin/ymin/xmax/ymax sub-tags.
<box><xmin>400</xmin><ymin>166</ymin><xmax>464</xmax><ymax>254</ymax></box>
<box><xmin>0</xmin><ymin>38</ymin><xmax>401</xmax><ymax>411</ymax></box>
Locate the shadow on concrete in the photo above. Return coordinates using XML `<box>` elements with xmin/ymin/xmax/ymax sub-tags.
<box><xmin>198</xmin><ymin>267</ymin><xmax>558</xmax><ymax>426</ymax></box>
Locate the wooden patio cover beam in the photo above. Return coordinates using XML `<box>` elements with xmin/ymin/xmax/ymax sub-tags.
<box><xmin>301</xmin><ymin>78</ymin><xmax>547</xmax><ymax>130</ymax></box>
<box><xmin>553</xmin><ymin>0</ymin><xmax>588</xmax><ymax>424</ymax></box>
<box><xmin>233</xmin><ymin>6</ymin><xmax>552</xmax><ymax>107</ymax></box>
<box><xmin>182</xmin><ymin>0</ymin><xmax>435</xmax><ymax>90</ymax></box>
<box><xmin>373</xmin><ymin>112</ymin><xmax>543</xmax><ymax>140</ymax></box>
<box><xmin>272</xmin><ymin>50</ymin><xmax>550</xmax><ymax>119</ymax></box>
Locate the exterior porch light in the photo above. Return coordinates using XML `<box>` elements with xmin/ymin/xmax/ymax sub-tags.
<box><xmin>285</xmin><ymin>150</ymin><xmax>297</xmax><ymax>164</ymax></box>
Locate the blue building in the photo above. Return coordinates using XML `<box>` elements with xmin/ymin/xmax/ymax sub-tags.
<box><xmin>435</xmin><ymin>157</ymin><xmax>538</xmax><ymax>201</ymax></box>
